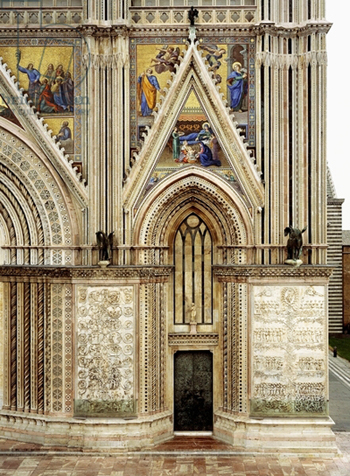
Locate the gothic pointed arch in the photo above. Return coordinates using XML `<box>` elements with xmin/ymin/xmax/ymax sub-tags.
<box><xmin>123</xmin><ymin>40</ymin><xmax>264</xmax><ymax>214</ymax></box>
<box><xmin>0</xmin><ymin>121</ymin><xmax>80</xmax><ymax>265</ymax></box>
<box><xmin>133</xmin><ymin>168</ymin><xmax>253</xmax><ymax>266</ymax></box>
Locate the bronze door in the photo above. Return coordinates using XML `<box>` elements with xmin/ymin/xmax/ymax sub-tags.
<box><xmin>174</xmin><ymin>351</ymin><xmax>213</xmax><ymax>431</ymax></box>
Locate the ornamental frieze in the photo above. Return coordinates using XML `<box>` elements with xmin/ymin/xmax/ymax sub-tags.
<box><xmin>214</xmin><ymin>265</ymin><xmax>333</xmax><ymax>280</ymax></box>
<box><xmin>0</xmin><ymin>265</ymin><xmax>173</xmax><ymax>280</ymax></box>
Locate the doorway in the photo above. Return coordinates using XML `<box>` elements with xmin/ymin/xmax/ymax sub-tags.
<box><xmin>174</xmin><ymin>351</ymin><xmax>213</xmax><ymax>431</ymax></box>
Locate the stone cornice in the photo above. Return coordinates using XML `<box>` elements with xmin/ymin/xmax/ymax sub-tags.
<box><xmin>0</xmin><ymin>265</ymin><xmax>173</xmax><ymax>281</ymax></box>
<box><xmin>0</xmin><ymin>20</ymin><xmax>332</xmax><ymax>38</ymax></box>
<box><xmin>252</xmin><ymin>20</ymin><xmax>332</xmax><ymax>37</ymax></box>
<box><xmin>327</xmin><ymin>198</ymin><xmax>345</xmax><ymax>205</ymax></box>
<box><xmin>213</xmin><ymin>265</ymin><xmax>333</xmax><ymax>281</ymax></box>
<box><xmin>0</xmin><ymin>26</ymin><xmax>83</xmax><ymax>37</ymax></box>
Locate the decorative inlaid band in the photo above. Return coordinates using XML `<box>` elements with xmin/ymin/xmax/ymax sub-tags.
<box><xmin>214</xmin><ymin>265</ymin><xmax>333</xmax><ymax>280</ymax></box>
<box><xmin>168</xmin><ymin>333</ymin><xmax>219</xmax><ymax>346</ymax></box>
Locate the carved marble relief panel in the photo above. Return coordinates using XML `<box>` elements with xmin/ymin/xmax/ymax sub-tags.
<box><xmin>75</xmin><ymin>286</ymin><xmax>135</xmax><ymax>417</ymax></box>
<box><xmin>251</xmin><ymin>285</ymin><xmax>327</xmax><ymax>416</ymax></box>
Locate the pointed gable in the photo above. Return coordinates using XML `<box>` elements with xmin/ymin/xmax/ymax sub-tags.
<box><xmin>123</xmin><ymin>39</ymin><xmax>264</xmax><ymax>214</ymax></box>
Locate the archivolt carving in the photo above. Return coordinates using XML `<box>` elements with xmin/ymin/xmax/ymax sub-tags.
<box><xmin>134</xmin><ymin>172</ymin><xmax>252</xmax><ymax>265</ymax></box>
<box><xmin>0</xmin><ymin>127</ymin><xmax>78</xmax><ymax>264</ymax></box>
<box><xmin>0</xmin><ymin>199</ymin><xmax>16</xmax><ymax>263</ymax></box>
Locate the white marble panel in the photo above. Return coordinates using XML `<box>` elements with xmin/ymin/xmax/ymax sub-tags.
<box><xmin>251</xmin><ymin>285</ymin><xmax>327</xmax><ymax>415</ymax></box>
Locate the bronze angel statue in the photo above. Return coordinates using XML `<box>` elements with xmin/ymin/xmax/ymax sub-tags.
<box><xmin>284</xmin><ymin>226</ymin><xmax>307</xmax><ymax>261</ymax></box>
<box><xmin>96</xmin><ymin>231</ymin><xmax>114</xmax><ymax>261</ymax></box>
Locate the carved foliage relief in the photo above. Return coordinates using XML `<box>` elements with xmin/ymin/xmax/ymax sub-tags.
<box><xmin>251</xmin><ymin>285</ymin><xmax>327</xmax><ymax>416</ymax></box>
<box><xmin>75</xmin><ymin>286</ymin><xmax>135</xmax><ymax>416</ymax></box>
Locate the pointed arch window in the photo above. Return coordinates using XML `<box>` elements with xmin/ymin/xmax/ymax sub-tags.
<box><xmin>174</xmin><ymin>214</ymin><xmax>213</xmax><ymax>325</ymax></box>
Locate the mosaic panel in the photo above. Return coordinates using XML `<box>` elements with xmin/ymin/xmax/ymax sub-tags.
<box><xmin>251</xmin><ymin>285</ymin><xmax>327</xmax><ymax>416</ymax></box>
<box><xmin>130</xmin><ymin>36</ymin><xmax>256</xmax><ymax>150</ymax></box>
<box><xmin>0</xmin><ymin>38</ymin><xmax>84</xmax><ymax>162</ymax></box>
<box><xmin>130</xmin><ymin>36</ymin><xmax>255</xmax><ymax>203</ymax></box>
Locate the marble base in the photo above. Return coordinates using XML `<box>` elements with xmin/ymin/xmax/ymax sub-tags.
<box><xmin>0</xmin><ymin>410</ymin><xmax>338</xmax><ymax>454</ymax></box>
<box><xmin>0</xmin><ymin>411</ymin><xmax>173</xmax><ymax>450</ymax></box>
<box><xmin>285</xmin><ymin>259</ymin><xmax>303</xmax><ymax>267</ymax></box>
<box><xmin>97</xmin><ymin>260</ymin><xmax>110</xmax><ymax>268</ymax></box>
<box><xmin>214</xmin><ymin>411</ymin><xmax>338</xmax><ymax>454</ymax></box>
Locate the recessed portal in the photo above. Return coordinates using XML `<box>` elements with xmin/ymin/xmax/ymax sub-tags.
<box><xmin>174</xmin><ymin>350</ymin><xmax>213</xmax><ymax>431</ymax></box>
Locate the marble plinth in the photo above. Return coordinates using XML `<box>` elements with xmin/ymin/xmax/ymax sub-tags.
<box><xmin>214</xmin><ymin>412</ymin><xmax>338</xmax><ymax>454</ymax></box>
<box><xmin>0</xmin><ymin>411</ymin><xmax>173</xmax><ymax>450</ymax></box>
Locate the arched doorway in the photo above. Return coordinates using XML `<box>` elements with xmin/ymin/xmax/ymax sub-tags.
<box><xmin>133</xmin><ymin>172</ymin><xmax>253</xmax><ymax>431</ymax></box>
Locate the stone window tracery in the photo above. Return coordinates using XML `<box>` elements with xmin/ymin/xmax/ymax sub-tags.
<box><xmin>174</xmin><ymin>213</ymin><xmax>213</xmax><ymax>325</ymax></box>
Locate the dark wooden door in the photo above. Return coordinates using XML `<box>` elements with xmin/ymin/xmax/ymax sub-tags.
<box><xmin>174</xmin><ymin>351</ymin><xmax>213</xmax><ymax>431</ymax></box>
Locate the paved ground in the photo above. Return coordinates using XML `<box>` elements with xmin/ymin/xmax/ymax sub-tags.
<box><xmin>329</xmin><ymin>351</ymin><xmax>350</xmax><ymax>432</ymax></box>
<box><xmin>0</xmin><ymin>440</ymin><xmax>348</xmax><ymax>476</ymax></box>
<box><xmin>0</xmin><ymin>353</ymin><xmax>349</xmax><ymax>475</ymax></box>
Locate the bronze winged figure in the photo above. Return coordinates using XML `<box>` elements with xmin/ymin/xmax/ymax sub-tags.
<box><xmin>96</xmin><ymin>231</ymin><xmax>114</xmax><ymax>261</ymax></box>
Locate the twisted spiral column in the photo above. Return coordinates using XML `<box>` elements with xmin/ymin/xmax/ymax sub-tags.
<box><xmin>37</xmin><ymin>282</ymin><xmax>44</xmax><ymax>413</ymax></box>
<box><xmin>10</xmin><ymin>282</ymin><xmax>17</xmax><ymax>410</ymax></box>
<box><xmin>24</xmin><ymin>282</ymin><xmax>30</xmax><ymax>411</ymax></box>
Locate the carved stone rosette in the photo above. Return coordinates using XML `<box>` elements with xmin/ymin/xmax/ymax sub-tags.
<box><xmin>251</xmin><ymin>285</ymin><xmax>327</xmax><ymax>416</ymax></box>
<box><xmin>75</xmin><ymin>285</ymin><xmax>135</xmax><ymax>417</ymax></box>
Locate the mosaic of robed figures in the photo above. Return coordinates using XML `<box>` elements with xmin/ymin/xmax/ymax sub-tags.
<box><xmin>131</xmin><ymin>37</ymin><xmax>255</xmax><ymax>204</ymax></box>
<box><xmin>0</xmin><ymin>39</ymin><xmax>84</xmax><ymax>162</ymax></box>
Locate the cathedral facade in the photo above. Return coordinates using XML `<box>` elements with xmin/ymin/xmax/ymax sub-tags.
<box><xmin>0</xmin><ymin>0</ymin><xmax>337</xmax><ymax>451</ymax></box>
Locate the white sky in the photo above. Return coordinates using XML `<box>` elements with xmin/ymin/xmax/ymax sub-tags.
<box><xmin>327</xmin><ymin>3</ymin><xmax>350</xmax><ymax>229</ymax></box>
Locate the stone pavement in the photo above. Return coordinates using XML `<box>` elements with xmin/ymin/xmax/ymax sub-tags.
<box><xmin>0</xmin><ymin>433</ymin><xmax>349</xmax><ymax>475</ymax></box>
<box><xmin>329</xmin><ymin>351</ymin><xmax>350</xmax><ymax>432</ymax></box>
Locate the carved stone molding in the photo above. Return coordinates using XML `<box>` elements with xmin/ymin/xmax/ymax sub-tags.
<box><xmin>168</xmin><ymin>333</ymin><xmax>219</xmax><ymax>346</ymax></box>
<box><xmin>214</xmin><ymin>265</ymin><xmax>333</xmax><ymax>281</ymax></box>
<box><xmin>0</xmin><ymin>265</ymin><xmax>173</xmax><ymax>281</ymax></box>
